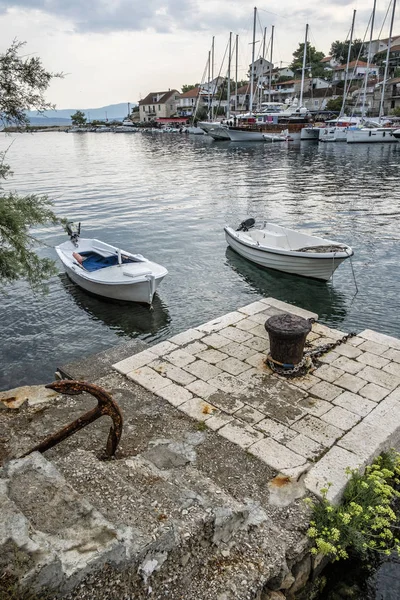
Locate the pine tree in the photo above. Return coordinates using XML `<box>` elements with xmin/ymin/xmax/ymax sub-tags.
<box><xmin>0</xmin><ymin>40</ymin><xmax>63</xmax><ymax>291</ymax></box>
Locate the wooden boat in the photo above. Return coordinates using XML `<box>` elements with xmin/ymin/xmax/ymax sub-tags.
<box><xmin>224</xmin><ymin>219</ymin><xmax>353</xmax><ymax>281</ymax></box>
<box><xmin>56</xmin><ymin>223</ymin><xmax>168</xmax><ymax>304</ymax></box>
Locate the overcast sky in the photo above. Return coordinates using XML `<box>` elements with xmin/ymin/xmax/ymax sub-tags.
<box><xmin>0</xmin><ymin>0</ymin><xmax>396</xmax><ymax>109</ymax></box>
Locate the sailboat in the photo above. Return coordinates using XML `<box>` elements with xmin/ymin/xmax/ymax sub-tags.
<box><xmin>226</xmin><ymin>8</ymin><xmax>266</xmax><ymax>141</ymax></box>
<box><xmin>347</xmin><ymin>0</ymin><xmax>399</xmax><ymax>143</ymax></box>
<box><xmin>319</xmin><ymin>10</ymin><xmax>359</xmax><ymax>143</ymax></box>
<box><xmin>203</xmin><ymin>33</ymin><xmax>234</xmax><ymax>140</ymax></box>
<box><xmin>228</xmin><ymin>17</ymin><xmax>314</xmax><ymax>142</ymax></box>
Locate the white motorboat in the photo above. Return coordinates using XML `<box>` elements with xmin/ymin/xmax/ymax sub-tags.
<box><xmin>394</xmin><ymin>129</ymin><xmax>400</xmax><ymax>139</ymax></box>
<box><xmin>56</xmin><ymin>223</ymin><xmax>168</xmax><ymax>304</ymax></box>
<box><xmin>346</xmin><ymin>127</ymin><xmax>398</xmax><ymax>144</ymax></box>
<box><xmin>300</xmin><ymin>127</ymin><xmax>320</xmax><ymax>141</ymax></box>
<box><xmin>207</xmin><ymin>126</ymin><xmax>231</xmax><ymax>141</ymax></box>
<box><xmin>114</xmin><ymin>126</ymin><xmax>138</xmax><ymax>133</ymax></box>
<box><xmin>95</xmin><ymin>127</ymin><xmax>113</xmax><ymax>133</ymax></box>
<box><xmin>227</xmin><ymin>128</ymin><xmax>265</xmax><ymax>142</ymax></box>
<box><xmin>224</xmin><ymin>219</ymin><xmax>353</xmax><ymax>281</ymax></box>
<box><xmin>263</xmin><ymin>130</ymin><xmax>289</xmax><ymax>143</ymax></box>
<box><xmin>185</xmin><ymin>126</ymin><xmax>206</xmax><ymax>135</ymax></box>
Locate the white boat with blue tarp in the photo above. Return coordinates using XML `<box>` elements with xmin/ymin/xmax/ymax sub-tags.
<box><xmin>56</xmin><ymin>223</ymin><xmax>168</xmax><ymax>304</ymax></box>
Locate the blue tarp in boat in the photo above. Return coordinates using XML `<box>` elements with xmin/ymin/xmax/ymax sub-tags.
<box><xmin>79</xmin><ymin>251</ymin><xmax>133</xmax><ymax>272</ymax></box>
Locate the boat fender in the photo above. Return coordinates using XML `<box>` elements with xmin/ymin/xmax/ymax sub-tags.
<box><xmin>72</xmin><ymin>252</ymin><xmax>84</xmax><ymax>265</ymax></box>
<box><xmin>236</xmin><ymin>218</ymin><xmax>255</xmax><ymax>232</ymax></box>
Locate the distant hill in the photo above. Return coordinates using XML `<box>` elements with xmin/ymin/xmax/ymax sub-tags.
<box><xmin>26</xmin><ymin>102</ymin><xmax>137</xmax><ymax>124</ymax></box>
<box><xmin>28</xmin><ymin>117</ymin><xmax>72</xmax><ymax>126</ymax></box>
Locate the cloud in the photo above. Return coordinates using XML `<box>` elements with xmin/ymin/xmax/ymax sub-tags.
<box><xmin>0</xmin><ymin>0</ymin><xmax>196</xmax><ymax>33</ymax></box>
<box><xmin>0</xmin><ymin>0</ymin><xmax>372</xmax><ymax>35</ymax></box>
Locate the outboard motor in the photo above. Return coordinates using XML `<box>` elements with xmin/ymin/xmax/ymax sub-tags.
<box><xmin>236</xmin><ymin>218</ymin><xmax>255</xmax><ymax>232</ymax></box>
<box><xmin>65</xmin><ymin>221</ymin><xmax>81</xmax><ymax>247</ymax></box>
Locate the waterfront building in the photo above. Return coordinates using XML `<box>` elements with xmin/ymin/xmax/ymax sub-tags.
<box><xmin>138</xmin><ymin>90</ymin><xmax>181</xmax><ymax>123</ymax></box>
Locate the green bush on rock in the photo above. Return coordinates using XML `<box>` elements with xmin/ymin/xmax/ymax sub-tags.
<box><xmin>306</xmin><ymin>450</ymin><xmax>400</xmax><ymax>561</ymax></box>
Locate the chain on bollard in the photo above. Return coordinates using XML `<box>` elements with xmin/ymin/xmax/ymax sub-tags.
<box><xmin>265</xmin><ymin>321</ymin><xmax>357</xmax><ymax>377</ymax></box>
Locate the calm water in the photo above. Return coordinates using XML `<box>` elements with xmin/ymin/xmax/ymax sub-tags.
<box><xmin>1</xmin><ymin>131</ymin><xmax>400</xmax><ymax>391</ymax></box>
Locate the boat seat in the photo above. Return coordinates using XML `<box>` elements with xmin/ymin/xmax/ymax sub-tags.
<box><xmin>250</xmin><ymin>230</ymin><xmax>288</xmax><ymax>248</ymax></box>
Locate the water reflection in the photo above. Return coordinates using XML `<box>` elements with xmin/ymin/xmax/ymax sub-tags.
<box><xmin>225</xmin><ymin>247</ymin><xmax>348</xmax><ymax>324</ymax></box>
<box><xmin>59</xmin><ymin>274</ymin><xmax>171</xmax><ymax>338</ymax></box>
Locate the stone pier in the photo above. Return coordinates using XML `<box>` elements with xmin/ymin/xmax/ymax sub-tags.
<box><xmin>114</xmin><ymin>296</ymin><xmax>400</xmax><ymax>504</ymax></box>
<box><xmin>1</xmin><ymin>296</ymin><xmax>400</xmax><ymax>599</ymax></box>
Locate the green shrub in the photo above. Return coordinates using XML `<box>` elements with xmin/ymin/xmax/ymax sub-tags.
<box><xmin>306</xmin><ymin>450</ymin><xmax>400</xmax><ymax>561</ymax></box>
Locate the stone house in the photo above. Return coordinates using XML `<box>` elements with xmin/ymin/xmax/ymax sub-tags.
<box><xmin>271</xmin><ymin>66</ymin><xmax>294</xmax><ymax>82</ymax></box>
<box><xmin>332</xmin><ymin>60</ymin><xmax>379</xmax><ymax>83</ymax></box>
<box><xmin>229</xmin><ymin>84</ymin><xmax>250</xmax><ymax>111</ymax></box>
<box><xmin>350</xmin><ymin>77</ymin><xmax>400</xmax><ymax>115</ymax></box>
<box><xmin>138</xmin><ymin>90</ymin><xmax>181</xmax><ymax>122</ymax></box>
<box><xmin>248</xmin><ymin>57</ymin><xmax>274</xmax><ymax>81</ymax></box>
<box><xmin>177</xmin><ymin>88</ymin><xmax>205</xmax><ymax>117</ymax></box>
<box><xmin>369</xmin><ymin>34</ymin><xmax>400</xmax><ymax>58</ymax></box>
<box><xmin>320</xmin><ymin>56</ymin><xmax>340</xmax><ymax>71</ymax></box>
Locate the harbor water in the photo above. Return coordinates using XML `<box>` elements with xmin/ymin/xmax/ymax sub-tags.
<box><xmin>1</xmin><ymin>131</ymin><xmax>399</xmax><ymax>393</ymax></box>
<box><xmin>1</xmin><ymin>130</ymin><xmax>400</xmax><ymax>599</ymax></box>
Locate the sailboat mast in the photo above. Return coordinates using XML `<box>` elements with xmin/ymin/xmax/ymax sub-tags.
<box><xmin>207</xmin><ymin>50</ymin><xmax>211</xmax><ymax>120</ymax></box>
<box><xmin>269</xmin><ymin>26</ymin><xmax>274</xmax><ymax>103</ymax></box>
<box><xmin>378</xmin><ymin>0</ymin><xmax>397</xmax><ymax>120</ymax></box>
<box><xmin>299</xmin><ymin>24</ymin><xmax>308</xmax><ymax>108</ymax></box>
<box><xmin>249</xmin><ymin>6</ymin><xmax>257</xmax><ymax>116</ymax></box>
<box><xmin>211</xmin><ymin>36</ymin><xmax>215</xmax><ymax>121</ymax></box>
<box><xmin>227</xmin><ymin>32</ymin><xmax>232</xmax><ymax>119</ymax></box>
<box><xmin>340</xmin><ymin>9</ymin><xmax>356</xmax><ymax>118</ymax></box>
<box><xmin>361</xmin><ymin>0</ymin><xmax>376</xmax><ymax>118</ymax></box>
<box><xmin>262</xmin><ymin>27</ymin><xmax>267</xmax><ymax>58</ymax></box>
<box><xmin>260</xmin><ymin>27</ymin><xmax>267</xmax><ymax>108</ymax></box>
<box><xmin>235</xmin><ymin>34</ymin><xmax>239</xmax><ymax>112</ymax></box>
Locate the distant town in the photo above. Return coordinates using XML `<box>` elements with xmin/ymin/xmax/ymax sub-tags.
<box><xmin>17</xmin><ymin>32</ymin><xmax>400</xmax><ymax>131</ymax></box>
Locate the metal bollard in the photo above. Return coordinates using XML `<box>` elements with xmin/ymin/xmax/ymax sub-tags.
<box><xmin>264</xmin><ymin>313</ymin><xmax>312</xmax><ymax>368</ymax></box>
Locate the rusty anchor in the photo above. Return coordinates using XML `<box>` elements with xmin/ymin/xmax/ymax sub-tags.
<box><xmin>20</xmin><ymin>380</ymin><xmax>123</xmax><ymax>459</ymax></box>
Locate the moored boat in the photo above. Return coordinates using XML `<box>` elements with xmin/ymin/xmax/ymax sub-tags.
<box><xmin>346</xmin><ymin>127</ymin><xmax>398</xmax><ymax>143</ymax></box>
<box><xmin>224</xmin><ymin>219</ymin><xmax>353</xmax><ymax>281</ymax></box>
<box><xmin>56</xmin><ymin>223</ymin><xmax>168</xmax><ymax>304</ymax></box>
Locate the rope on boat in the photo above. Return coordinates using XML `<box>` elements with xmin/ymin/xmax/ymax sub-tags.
<box><xmin>348</xmin><ymin>251</ymin><xmax>359</xmax><ymax>293</ymax></box>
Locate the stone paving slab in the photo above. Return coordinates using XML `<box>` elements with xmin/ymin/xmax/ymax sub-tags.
<box><xmin>113</xmin><ymin>298</ymin><xmax>400</xmax><ymax>504</ymax></box>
